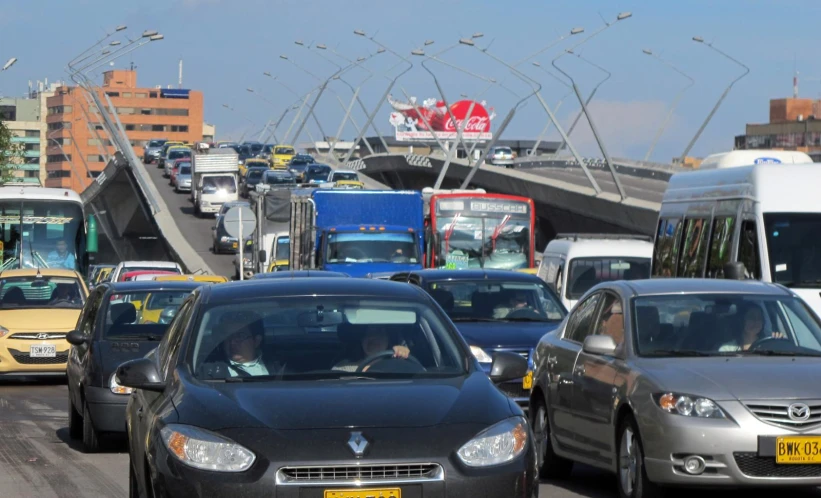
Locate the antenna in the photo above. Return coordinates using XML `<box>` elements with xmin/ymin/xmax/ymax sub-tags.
<box><xmin>178</xmin><ymin>58</ymin><xmax>183</xmax><ymax>89</ymax></box>
<box><xmin>794</xmin><ymin>54</ymin><xmax>799</xmax><ymax>99</ymax></box>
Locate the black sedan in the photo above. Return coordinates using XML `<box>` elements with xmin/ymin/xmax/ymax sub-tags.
<box><xmin>118</xmin><ymin>278</ymin><xmax>538</xmax><ymax>497</ymax></box>
<box><xmin>66</xmin><ymin>280</ymin><xmax>201</xmax><ymax>452</ymax></box>
<box><xmin>391</xmin><ymin>269</ymin><xmax>567</xmax><ymax>407</ymax></box>
<box><xmin>251</xmin><ymin>270</ymin><xmax>350</xmax><ymax>279</ymax></box>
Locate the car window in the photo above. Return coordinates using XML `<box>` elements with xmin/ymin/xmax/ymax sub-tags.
<box><xmin>82</xmin><ymin>290</ymin><xmax>105</xmax><ymax>336</ymax></box>
<box><xmin>592</xmin><ymin>292</ymin><xmax>625</xmax><ymax>349</ymax></box>
<box><xmin>566</xmin><ymin>257</ymin><xmax>650</xmax><ymax>300</ymax></box>
<box><xmin>426</xmin><ymin>279</ymin><xmax>565</xmax><ymax>321</ymax></box>
<box><xmin>633</xmin><ymin>293</ymin><xmax>821</xmax><ymax>356</ymax></box>
<box><xmin>189</xmin><ymin>296</ymin><xmax>467</xmax><ymax>380</ymax></box>
<box><xmin>0</xmin><ymin>276</ymin><xmax>85</xmax><ymax>310</ymax></box>
<box><xmin>159</xmin><ymin>299</ymin><xmax>195</xmax><ymax>379</ymax></box>
<box><xmin>564</xmin><ymin>292</ymin><xmax>601</xmax><ymax>343</ymax></box>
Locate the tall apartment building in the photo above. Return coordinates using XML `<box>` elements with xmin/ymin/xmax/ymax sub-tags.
<box><xmin>0</xmin><ymin>95</ymin><xmax>48</xmax><ymax>184</ymax></box>
<box><xmin>45</xmin><ymin>69</ymin><xmax>204</xmax><ymax>191</ymax></box>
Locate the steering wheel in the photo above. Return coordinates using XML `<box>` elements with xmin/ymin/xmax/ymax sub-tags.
<box><xmin>356</xmin><ymin>350</ymin><xmax>424</xmax><ymax>373</ymax></box>
<box><xmin>748</xmin><ymin>335</ymin><xmax>791</xmax><ymax>351</ymax></box>
<box><xmin>506</xmin><ymin>307</ymin><xmax>544</xmax><ymax>320</ymax></box>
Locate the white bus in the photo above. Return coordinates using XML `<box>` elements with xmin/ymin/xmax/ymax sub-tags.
<box><xmin>0</xmin><ymin>185</ymin><xmax>97</xmax><ymax>275</ymax></box>
<box><xmin>698</xmin><ymin>150</ymin><xmax>812</xmax><ymax>169</ymax></box>
<box><xmin>652</xmin><ymin>163</ymin><xmax>821</xmax><ymax>314</ymax></box>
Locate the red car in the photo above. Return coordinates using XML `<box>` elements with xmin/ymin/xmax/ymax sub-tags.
<box><xmin>169</xmin><ymin>158</ymin><xmax>191</xmax><ymax>187</ymax></box>
<box><xmin>119</xmin><ymin>270</ymin><xmax>177</xmax><ymax>282</ymax></box>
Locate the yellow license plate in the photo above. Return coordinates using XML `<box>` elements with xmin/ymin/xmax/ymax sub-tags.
<box><xmin>232</xmin><ymin>242</ymin><xmax>238</xmax><ymax>249</ymax></box>
<box><xmin>776</xmin><ymin>436</ymin><xmax>821</xmax><ymax>464</ymax></box>
<box><xmin>325</xmin><ymin>489</ymin><xmax>400</xmax><ymax>498</ymax></box>
<box><xmin>522</xmin><ymin>370</ymin><xmax>533</xmax><ymax>390</ymax></box>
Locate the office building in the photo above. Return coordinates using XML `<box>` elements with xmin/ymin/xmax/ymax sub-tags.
<box><xmin>735</xmin><ymin>97</ymin><xmax>821</xmax><ymax>161</ymax></box>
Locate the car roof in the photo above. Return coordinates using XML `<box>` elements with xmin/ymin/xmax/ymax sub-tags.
<box><xmin>0</xmin><ymin>268</ymin><xmax>81</xmax><ymax>278</ymax></box>
<box><xmin>399</xmin><ymin>269</ymin><xmax>545</xmax><ymax>283</ymax></box>
<box><xmin>619</xmin><ymin>278</ymin><xmax>791</xmax><ymax>297</ymax></box>
<box><xmin>252</xmin><ymin>271</ymin><xmax>349</xmax><ymax>279</ymax></box>
<box><xmin>205</xmin><ymin>277</ymin><xmax>424</xmax><ymax>304</ymax></box>
<box><xmin>104</xmin><ymin>281</ymin><xmax>204</xmax><ymax>292</ymax></box>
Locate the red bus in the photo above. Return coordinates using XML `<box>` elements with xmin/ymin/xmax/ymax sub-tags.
<box><xmin>425</xmin><ymin>192</ymin><xmax>536</xmax><ymax>270</ymax></box>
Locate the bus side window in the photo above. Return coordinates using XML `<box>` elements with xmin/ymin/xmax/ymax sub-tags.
<box><xmin>678</xmin><ymin>218</ymin><xmax>710</xmax><ymax>278</ymax></box>
<box><xmin>706</xmin><ymin>217</ymin><xmax>736</xmax><ymax>278</ymax></box>
<box><xmin>654</xmin><ymin>218</ymin><xmax>681</xmax><ymax>277</ymax></box>
<box><xmin>739</xmin><ymin>220</ymin><xmax>761</xmax><ymax>279</ymax></box>
<box><xmin>652</xmin><ymin>219</ymin><xmax>667</xmax><ymax>277</ymax></box>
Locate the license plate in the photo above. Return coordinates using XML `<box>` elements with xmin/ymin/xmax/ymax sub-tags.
<box><xmin>522</xmin><ymin>370</ymin><xmax>533</xmax><ymax>390</ymax></box>
<box><xmin>30</xmin><ymin>345</ymin><xmax>56</xmax><ymax>357</ymax></box>
<box><xmin>776</xmin><ymin>436</ymin><xmax>821</xmax><ymax>464</ymax></box>
<box><xmin>232</xmin><ymin>242</ymin><xmax>238</xmax><ymax>249</ymax></box>
<box><xmin>325</xmin><ymin>489</ymin><xmax>400</xmax><ymax>498</ymax></box>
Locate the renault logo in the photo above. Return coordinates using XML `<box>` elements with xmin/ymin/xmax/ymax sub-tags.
<box><xmin>788</xmin><ymin>403</ymin><xmax>811</xmax><ymax>422</ymax></box>
<box><xmin>347</xmin><ymin>432</ymin><xmax>369</xmax><ymax>457</ymax></box>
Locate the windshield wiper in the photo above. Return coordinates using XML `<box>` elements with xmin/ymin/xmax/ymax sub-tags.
<box><xmin>450</xmin><ymin>317</ymin><xmax>505</xmax><ymax>322</ymax></box>
<box><xmin>644</xmin><ymin>350</ymin><xmax>728</xmax><ymax>357</ymax></box>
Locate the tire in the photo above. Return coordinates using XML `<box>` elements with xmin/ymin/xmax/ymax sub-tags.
<box><xmin>82</xmin><ymin>401</ymin><xmax>101</xmax><ymax>453</ymax></box>
<box><xmin>68</xmin><ymin>395</ymin><xmax>82</xmax><ymax>440</ymax></box>
<box><xmin>616</xmin><ymin>414</ymin><xmax>661</xmax><ymax>498</ymax></box>
<box><xmin>531</xmin><ymin>396</ymin><xmax>573</xmax><ymax>479</ymax></box>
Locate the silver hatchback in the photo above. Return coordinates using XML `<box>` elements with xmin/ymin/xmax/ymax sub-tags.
<box><xmin>528</xmin><ymin>278</ymin><xmax>821</xmax><ymax>497</ymax></box>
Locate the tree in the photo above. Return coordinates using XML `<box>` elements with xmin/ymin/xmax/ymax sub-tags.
<box><xmin>0</xmin><ymin>120</ymin><xmax>24</xmax><ymax>182</ymax></box>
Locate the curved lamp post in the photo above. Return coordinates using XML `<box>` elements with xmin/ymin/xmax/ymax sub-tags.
<box><xmin>642</xmin><ymin>49</ymin><xmax>695</xmax><ymax>162</ymax></box>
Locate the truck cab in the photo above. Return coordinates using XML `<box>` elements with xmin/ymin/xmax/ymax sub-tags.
<box><xmin>191</xmin><ymin>148</ymin><xmax>240</xmax><ymax>217</ymax></box>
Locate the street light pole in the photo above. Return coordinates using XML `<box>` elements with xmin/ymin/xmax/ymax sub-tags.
<box><xmin>552</xmin><ymin>12</ymin><xmax>632</xmax><ymax>200</ymax></box>
<box><xmin>642</xmin><ymin>49</ymin><xmax>695</xmax><ymax>162</ymax></box>
<box><xmin>556</xmin><ymin>51</ymin><xmax>612</xmax><ymax>152</ymax></box>
<box><xmin>529</xmin><ymin>62</ymin><xmax>574</xmax><ymax>156</ymax></box>
<box><xmin>679</xmin><ymin>37</ymin><xmax>749</xmax><ymax>163</ymax></box>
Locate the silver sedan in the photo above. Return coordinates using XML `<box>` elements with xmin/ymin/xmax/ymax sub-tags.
<box><xmin>528</xmin><ymin>278</ymin><xmax>821</xmax><ymax>497</ymax></box>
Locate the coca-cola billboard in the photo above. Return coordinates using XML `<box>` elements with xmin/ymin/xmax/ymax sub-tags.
<box><xmin>388</xmin><ymin>95</ymin><xmax>495</xmax><ymax>142</ymax></box>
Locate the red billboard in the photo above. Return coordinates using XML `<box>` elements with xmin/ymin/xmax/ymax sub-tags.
<box><xmin>388</xmin><ymin>95</ymin><xmax>495</xmax><ymax>142</ymax></box>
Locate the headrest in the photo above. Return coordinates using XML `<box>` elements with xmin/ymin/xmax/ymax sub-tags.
<box><xmin>110</xmin><ymin>302</ymin><xmax>137</xmax><ymax>325</ymax></box>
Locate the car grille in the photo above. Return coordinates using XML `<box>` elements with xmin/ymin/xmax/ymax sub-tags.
<box><xmin>277</xmin><ymin>463</ymin><xmax>442</xmax><ymax>484</ymax></box>
<box><xmin>8</xmin><ymin>333</ymin><xmax>67</xmax><ymax>341</ymax></box>
<box><xmin>8</xmin><ymin>348</ymin><xmax>68</xmax><ymax>365</ymax></box>
<box><xmin>734</xmin><ymin>452</ymin><xmax>821</xmax><ymax>477</ymax></box>
<box><xmin>497</xmin><ymin>381</ymin><xmax>529</xmax><ymax>399</ymax></box>
<box><xmin>744</xmin><ymin>402</ymin><xmax>821</xmax><ymax>429</ymax></box>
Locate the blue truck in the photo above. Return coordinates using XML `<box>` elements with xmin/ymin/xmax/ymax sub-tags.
<box><xmin>289</xmin><ymin>189</ymin><xmax>425</xmax><ymax>278</ymax></box>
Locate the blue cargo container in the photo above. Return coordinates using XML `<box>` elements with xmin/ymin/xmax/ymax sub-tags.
<box><xmin>289</xmin><ymin>190</ymin><xmax>424</xmax><ymax>278</ymax></box>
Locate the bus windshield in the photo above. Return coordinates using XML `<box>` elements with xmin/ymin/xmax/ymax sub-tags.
<box><xmin>434</xmin><ymin>198</ymin><xmax>532</xmax><ymax>270</ymax></box>
<box><xmin>764</xmin><ymin>213</ymin><xmax>821</xmax><ymax>287</ymax></box>
<box><xmin>0</xmin><ymin>200</ymin><xmax>84</xmax><ymax>271</ymax></box>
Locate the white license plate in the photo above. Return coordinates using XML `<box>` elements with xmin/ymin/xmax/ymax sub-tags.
<box><xmin>30</xmin><ymin>345</ymin><xmax>56</xmax><ymax>357</ymax></box>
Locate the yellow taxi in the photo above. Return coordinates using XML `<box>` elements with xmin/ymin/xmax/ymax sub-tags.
<box><xmin>334</xmin><ymin>180</ymin><xmax>365</xmax><ymax>190</ymax></box>
<box><xmin>240</xmin><ymin>158</ymin><xmax>270</xmax><ymax>177</ymax></box>
<box><xmin>94</xmin><ymin>267</ymin><xmax>112</xmax><ymax>284</ymax></box>
<box><xmin>516</xmin><ymin>268</ymin><xmax>539</xmax><ymax>275</ymax></box>
<box><xmin>136</xmin><ymin>291</ymin><xmax>191</xmax><ymax>324</ymax></box>
<box><xmin>152</xmin><ymin>274</ymin><xmax>229</xmax><ymax>284</ymax></box>
<box><xmin>0</xmin><ymin>269</ymin><xmax>88</xmax><ymax>375</ymax></box>
<box><xmin>271</xmin><ymin>144</ymin><xmax>296</xmax><ymax>169</ymax></box>
<box><xmin>266</xmin><ymin>259</ymin><xmax>290</xmax><ymax>272</ymax></box>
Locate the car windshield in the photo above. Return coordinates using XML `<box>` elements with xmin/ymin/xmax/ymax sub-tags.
<box><xmin>326</xmin><ymin>232</ymin><xmax>419</xmax><ymax>264</ymax></box>
<box><xmin>334</xmin><ymin>172</ymin><xmax>359</xmax><ymax>181</ymax></box>
<box><xmin>119</xmin><ymin>267</ymin><xmax>181</xmax><ymax>280</ymax></box>
<box><xmin>0</xmin><ymin>276</ymin><xmax>85</xmax><ymax>309</ymax></box>
<box><xmin>275</xmin><ymin>238</ymin><xmax>289</xmax><ymax>260</ymax></box>
<box><xmin>203</xmin><ymin>176</ymin><xmax>237</xmax><ymax>194</ymax></box>
<box><xmin>289</xmin><ymin>163</ymin><xmax>309</xmax><ymax>171</ymax></box>
<box><xmin>764</xmin><ymin>213</ymin><xmax>821</xmax><ymax>287</ymax></box>
<box><xmin>275</xmin><ymin>147</ymin><xmax>295</xmax><ymax>155</ymax></box>
<box><xmin>495</xmin><ymin>147</ymin><xmax>512</xmax><ymax>154</ymax></box>
<box><xmin>634</xmin><ymin>293</ymin><xmax>821</xmax><ymax>357</ymax></box>
<box><xmin>566</xmin><ymin>257</ymin><xmax>650</xmax><ymax>300</ymax></box>
<box><xmin>105</xmin><ymin>290</ymin><xmax>191</xmax><ymax>339</ymax></box>
<box><xmin>175</xmin><ymin>161</ymin><xmax>191</xmax><ymax>169</ymax></box>
<box><xmin>149</xmin><ymin>140</ymin><xmax>166</xmax><ymax>147</ymax></box>
<box><xmin>426</xmin><ymin>280</ymin><xmax>565</xmax><ymax>322</ymax></box>
<box><xmin>179</xmin><ymin>165</ymin><xmax>191</xmax><ymax>175</ymax></box>
<box><xmin>168</xmin><ymin>150</ymin><xmax>190</xmax><ymax>159</ymax></box>
<box><xmin>190</xmin><ymin>296</ymin><xmax>467</xmax><ymax>380</ymax></box>
<box><xmin>265</xmin><ymin>173</ymin><xmax>296</xmax><ymax>185</ymax></box>
<box><xmin>247</xmin><ymin>169</ymin><xmax>265</xmax><ymax>180</ymax></box>
<box><xmin>306</xmin><ymin>167</ymin><xmax>331</xmax><ymax>181</ymax></box>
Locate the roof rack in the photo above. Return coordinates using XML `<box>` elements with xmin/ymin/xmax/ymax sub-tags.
<box><xmin>555</xmin><ymin>233</ymin><xmax>654</xmax><ymax>242</ymax></box>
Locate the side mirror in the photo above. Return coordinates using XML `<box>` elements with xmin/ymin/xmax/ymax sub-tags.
<box><xmin>115</xmin><ymin>358</ymin><xmax>165</xmax><ymax>392</ymax></box>
<box><xmin>723</xmin><ymin>261</ymin><xmax>746</xmax><ymax>280</ymax></box>
<box><xmin>582</xmin><ymin>335</ymin><xmax>617</xmax><ymax>356</ymax></box>
<box><xmin>258</xmin><ymin>250</ymin><xmax>266</xmax><ymax>262</ymax></box>
<box><xmin>66</xmin><ymin>330</ymin><xmax>88</xmax><ymax>346</ymax></box>
<box><xmin>489</xmin><ymin>351</ymin><xmax>529</xmax><ymax>384</ymax></box>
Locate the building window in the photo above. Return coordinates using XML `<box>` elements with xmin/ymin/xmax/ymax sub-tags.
<box><xmin>117</xmin><ymin>107</ymin><xmax>136</xmax><ymax>114</ymax></box>
<box><xmin>47</xmin><ymin>122</ymin><xmax>71</xmax><ymax>131</ymax></box>
<box><xmin>170</xmin><ymin>125</ymin><xmax>189</xmax><ymax>133</ymax></box>
<box><xmin>24</xmin><ymin>170</ymin><xmax>39</xmax><ymax>178</ymax></box>
<box><xmin>0</xmin><ymin>106</ymin><xmax>16</xmax><ymax>120</ymax></box>
<box><xmin>23</xmin><ymin>143</ymin><xmax>40</xmax><ymax>152</ymax></box>
<box><xmin>106</xmin><ymin>91</ymin><xmax>120</xmax><ymax>97</ymax></box>
<box><xmin>141</xmin><ymin>108</ymin><xmax>152</xmax><ymax>115</ymax></box>
<box><xmin>48</xmin><ymin>105</ymin><xmax>72</xmax><ymax>115</ymax></box>
<box><xmin>150</xmin><ymin>92</ymin><xmax>158</xmax><ymax>98</ymax></box>
<box><xmin>51</xmin><ymin>137</ymin><xmax>71</xmax><ymax>146</ymax></box>
<box><xmin>25</xmin><ymin>130</ymin><xmax>39</xmax><ymax>138</ymax></box>
<box><xmin>122</xmin><ymin>92</ymin><xmax>132</xmax><ymax>98</ymax></box>
<box><xmin>88</xmin><ymin>138</ymin><xmax>112</xmax><ymax>146</ymax></box>
<box><xmin>87</xmin><ymin>155</ymin><xmax>106</xmax><ymax>163</ymax></box>
<box><xmin>47</xmin><ymin>170</ymin><xmax>71</xmax><ymax>178</ymax></box>
<box><xmin>136</xmin><ymin>93</ymin><xmax>147</xmax><ymax>98</ymax></box>
<box><xmin>47</xmin><ymin>154</ymin><xmax>70</xmax><ymax>163</ymax></box>
<box><xmin>152</xmin><ymin>125</ymin><xmax>165</xmax><ymax>132</ymax></box>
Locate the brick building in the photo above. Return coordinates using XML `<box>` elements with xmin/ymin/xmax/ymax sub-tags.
<box><xmin>735</xmin><ymin>97</ymin><xmax>821</xmax><ymax>161</ymax></box>
<box><xmin>45</xmin><ymin>69</ymin><xmax>204</xmax><ymax>191</ymax></box>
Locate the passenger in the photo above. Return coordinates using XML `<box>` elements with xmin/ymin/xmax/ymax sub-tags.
<box><xmin>333</xmin><ymin>326</ymin><xmax>410</xmax><ymax>372</ymax></box>
<box><xmin>719</xmin><ymin>304</ymin><xmax>786</xmax><ymax>352</ymax></box>
<box><xmin>219</xmin><ymin>311</ymin><xmax>285</xmax><ymax>377</ymax></box>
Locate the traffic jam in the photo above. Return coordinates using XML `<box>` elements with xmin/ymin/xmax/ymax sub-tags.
<box><xmin>2</xmin><ymin>145</ymin><xmax>821</xmax><ymax>498</ymax></box>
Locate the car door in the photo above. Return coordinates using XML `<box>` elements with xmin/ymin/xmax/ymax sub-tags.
<box><xmin>546</xmin><ymin>291</ymin><xmax>602</xmax><ymax>449</ymax></box>
<box><xmin>68</xmin><ymin>288</ymin><xmax>104</xmax><ymax>410</ymax></box>
<box><xmin>571</xmin><ymin>290</ymin><xmax>625</xmax><ymax>464</ymax></box>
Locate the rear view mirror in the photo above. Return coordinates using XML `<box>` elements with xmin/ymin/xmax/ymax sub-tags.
<box><xmin>489</xmin><ymin>352</ymin><xmax>528</xmax><ymax>383</ymax></box>
<box><xmin>258</xmin><ymin>250</ymin><xmax>266</xmax><ymax>262</ymax></box>
<box><xmin>116</xmin><ymin>358</ymin><xmax>165</xmax><ymax>392</ymax></box>
<box><xmin>297</xmin><ymin>310</ymin><xmax>344</xmax><ymax>327</ymax></box>
<box><xmin>66</xmin><ymin>330</ymin><xmax>88</xmax><ymax>346</ymax></box>
<box><xmin>582</xmin><ymin>335</ymin><xmax>617</xmax><ymax>356</ymax></box>
<box><xmin>723</xmin><ymin>261</ymin><xmax>746</xmax><ymax>280</ymax></box>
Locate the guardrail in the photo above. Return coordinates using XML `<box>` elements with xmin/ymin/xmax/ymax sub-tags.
<box><xmin>516</xmin><ymin>155</ymin><xmax>688</xmax><ymax>182</ymax></box>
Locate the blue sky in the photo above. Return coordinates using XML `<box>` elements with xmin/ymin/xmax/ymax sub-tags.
<box><xmin>1</xmin><ymin>0</ymin><xmax>819</xmax><ymax>162</ymax></box>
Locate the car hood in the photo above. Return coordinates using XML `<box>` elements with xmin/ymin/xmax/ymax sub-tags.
<box><xmin>635</xmin><ymin>356</ymin><xmax>821</xmax><ymax>401</ymax></box>
<box><xmin>176</xmin><ymin>371</ymin><xmax>513</xmax><ymax>431</ymax></box>
<box><xmin>453</xmin><ymin>321</ymin><xmax>560</xmax><ymax>350</ymax></box>
<box><xmin>0</xmin><ymin>308</ymin><xmax>81</xmax><ymax>331</ymax></box>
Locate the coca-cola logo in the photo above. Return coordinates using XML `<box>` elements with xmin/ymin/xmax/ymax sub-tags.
<box><xmin>443</xmin><ymin>100</ymin><xmax>491</xmax><ymax>133</ymax></box>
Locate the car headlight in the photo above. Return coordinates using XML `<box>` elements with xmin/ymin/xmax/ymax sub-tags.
<box><xmin>457</xmin><ymin>416</ymin><xmax>528</xmax><ymax>467</ymax></box>
<box><xmin>220</xmin><ymin>236</ymin><xmax>229</xmax><ymax>242</ymax></box>
<box><xmin>654</xmin><ymin>392</ymin><xmax>725</xmax><ymax>418</ymax></box>
<box><xmin>469</xmin><ymin>345</ymin><xmax>493</xmax><ymax>363</ymax></box>
<box><xmin>110</xmin><ymin>372</ymin><xmax>133</xmax><ymax>395</ymax></box>
<box><xmin>160</xmin><ymin>424</ymin><xmax>256</xmax><ymax>472</ymax></box>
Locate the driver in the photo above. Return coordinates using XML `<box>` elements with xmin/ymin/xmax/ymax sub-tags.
<box><xmin>719</xmin><ymin>304</ymin><xmax>786</xmax><ymax>352</ymax></box>
<box><xmin>49</xmin><ymin>284</ymin><xmax>78</xmax><ymax>305</ymax></box>
<box><xmin>493</xmin><ymin>291</ymin><xmax>531</xmax><ymax>319</ymax></box>
<box><xmin>219</xmin><ymin>311</ymin><xmax>285</xmax><ymax>377</ymax></box>
<box><xmin>47</xmin><ymin>239</ymin><xmax>75</xmax><ymax>269</ymax></box>
<box><xmin>333</xmin><ymin>326</ymin><xmax>410</xmax><ymax>372</ymax></box>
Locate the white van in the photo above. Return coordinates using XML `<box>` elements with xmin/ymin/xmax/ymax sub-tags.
<box><xmin>537</xmin><ymin>234</ymin><xmax>654</xmax><ymax>310</ymax></box>
<box><xmin>698</xmin><ymin>150</ymin><xmax>812</xmax><ymax>169</ymax></box>
<box><xmin>653</xmin><ymin>163</ymin><xmax>821</xmax><ymax>315</ymax></box>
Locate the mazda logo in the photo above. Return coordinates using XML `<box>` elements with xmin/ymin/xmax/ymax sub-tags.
<box><xmin>788</xmin><ymin>403</ymin><xmax>811</xmax><ymax>422</ymax></box>
<box><xmin>347</xmin><ymin>431</ymin><xmax>369</xmax><ymax>457</ymax></box>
